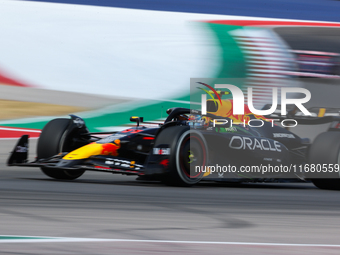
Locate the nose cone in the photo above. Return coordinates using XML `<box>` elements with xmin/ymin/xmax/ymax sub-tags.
<box><xmin>63</xmin><ymin>140</ymin><xmax>121</xmax><ymax>160</ymax></box>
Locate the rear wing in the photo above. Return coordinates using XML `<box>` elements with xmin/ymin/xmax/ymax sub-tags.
<box><xmin>264</xmin><ymin>105</ymin><xmax>340</xmax><ymax>130</ymax></box>
<box><xmin>263</xmin><ymin>104</ymin><xmax>340</xmax><ymax>118</ymax></box>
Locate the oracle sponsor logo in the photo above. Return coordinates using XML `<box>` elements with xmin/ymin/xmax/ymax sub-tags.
<box><xmin>229</xmin><ymin>136</ymin><xmax>281</xmax><ymax>152</ymax></box>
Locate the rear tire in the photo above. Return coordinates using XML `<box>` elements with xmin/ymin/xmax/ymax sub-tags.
<box><xmin>155</xmin><ymin>126</ymin><xmax>208</xmax><ymax>186</ymax></box>
<box><xmin>37</xmin><ymin>118</ymin><xmax>85</xmax><ymax>180</ymax></box>
<box><xmin>308</xmin><ymin>132</ymin><xmax>340</xmax><ymax>190</ymax></box>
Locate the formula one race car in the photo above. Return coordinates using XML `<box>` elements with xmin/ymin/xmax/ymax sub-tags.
<box><xmin>7</xmin><ymin>100</ymin><xmax>340</xmax><ymax>189</ymax></box>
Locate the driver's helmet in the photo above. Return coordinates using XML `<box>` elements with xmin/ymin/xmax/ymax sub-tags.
<box><xmin>188</xmin><ymin>114</ymin><xmax>205</xmax><ymax>128</ymax></box>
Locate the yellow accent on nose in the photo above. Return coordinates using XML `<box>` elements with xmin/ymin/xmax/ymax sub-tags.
<box><xmin>63</xmin><ymin>143</ymin><xmax>105</xmax><ymax>160</ymax></box>
<box><xmin>318</xmin><ymin>108</ymin><xmax>326</xmax><ymax>117</ymax></box>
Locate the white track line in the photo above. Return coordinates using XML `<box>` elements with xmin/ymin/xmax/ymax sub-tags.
<box><xmin>0</xmin><ymin>137</ymin><xmax>39</xmax><ymax>140</ymax></box>
<box><xmin>0</xmin><ymin>127</ymin><xmax>41</xmax><ymax>133</ymax></box>
<box><xmin>0</xmin><ymin>237</ymin><xmax>340</xmax><ymax>247</ymax></box>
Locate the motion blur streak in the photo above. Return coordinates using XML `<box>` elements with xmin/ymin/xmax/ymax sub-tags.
<box><xmin>23</xmin><ymin>0</ymin><xmax>340</xmax><ymax>22</ymax></box>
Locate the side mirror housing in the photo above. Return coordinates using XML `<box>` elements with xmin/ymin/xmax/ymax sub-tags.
<box><xmin>130</xmin><ymin>116</ymin><xmax>144</xmax><ymax>126</ymax></box>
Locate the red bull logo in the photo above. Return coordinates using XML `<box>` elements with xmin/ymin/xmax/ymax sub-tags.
<box><xmin>101</xmin><ymin>139</ymin><xmax>121</xmax><ymax>156</ymax></box>
<box><xmin>223</xmin><ymin>99</ymin><xmax>251</xmax><ymax>123</ymax></box>
<box><xmin>63</xmin><ymin>140</ymin><xmax>121</xmax><ymax>160</ymax></box>
<box><xmin>223</xmin><ymin>100</ymin><xmax>269</xmax><ymax>123</ymax></box>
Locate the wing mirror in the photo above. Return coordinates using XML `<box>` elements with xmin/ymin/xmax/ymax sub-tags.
<box><xmin>130</xmin><ymin>116</ymin><xmax>144</xmax><ymax>127</ymax></box>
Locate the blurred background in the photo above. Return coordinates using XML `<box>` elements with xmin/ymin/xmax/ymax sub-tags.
<box><xmin>1</xmin><ymin>0</ymin><xmax>340</xmax><ymax>138</ymax></box>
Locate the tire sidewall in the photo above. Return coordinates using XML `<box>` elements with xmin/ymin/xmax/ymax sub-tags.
<box><xmin>175</xmin><ymin>130</ymin><xmax>208</xmax><ymax>185</ymax></box>
<box><xmin>38</xmin><ymin>118</ymin><xmax>85</xmax><ymax>180</ymax></box>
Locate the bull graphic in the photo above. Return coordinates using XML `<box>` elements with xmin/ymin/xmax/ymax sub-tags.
<box><xmin>101</xmin><ymin>139</ymin><xmax>121</xmax><ymax>156</ymax></box>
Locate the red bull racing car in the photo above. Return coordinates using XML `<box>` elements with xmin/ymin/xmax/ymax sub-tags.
<box><xmin>7</xmin><ymin>100</ymin><xmax>340</xmax><ymax>190</ymax></box>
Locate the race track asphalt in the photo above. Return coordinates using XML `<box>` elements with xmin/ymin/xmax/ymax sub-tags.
<box><xmin>1</xmin><ymin>139</ymin><xmax>340</xmax><ymax>254</ymax></box>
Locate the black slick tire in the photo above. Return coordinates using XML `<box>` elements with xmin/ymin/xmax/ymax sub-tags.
<box><xmin>37</xmin><ymin>118</ymin><xmax>85</xmax><ymax>180</ymax></box>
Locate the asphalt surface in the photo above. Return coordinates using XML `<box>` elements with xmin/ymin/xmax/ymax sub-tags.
<box><xmin>1</xmin><ymin>139</ymin><xmax>340</xmax><ymax>254</ymax></box>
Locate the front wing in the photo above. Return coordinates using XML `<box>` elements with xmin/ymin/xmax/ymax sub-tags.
<box><xmin>7</xmin><ymin>135</ymin><xmax>145</xmax><ymax>175</ymax></box>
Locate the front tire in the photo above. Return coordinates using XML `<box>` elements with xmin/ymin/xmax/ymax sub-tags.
<box><xmin>37</xmin><ymin>118</ymin><xmax>85</xmax><ymax>180</ymax></box>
